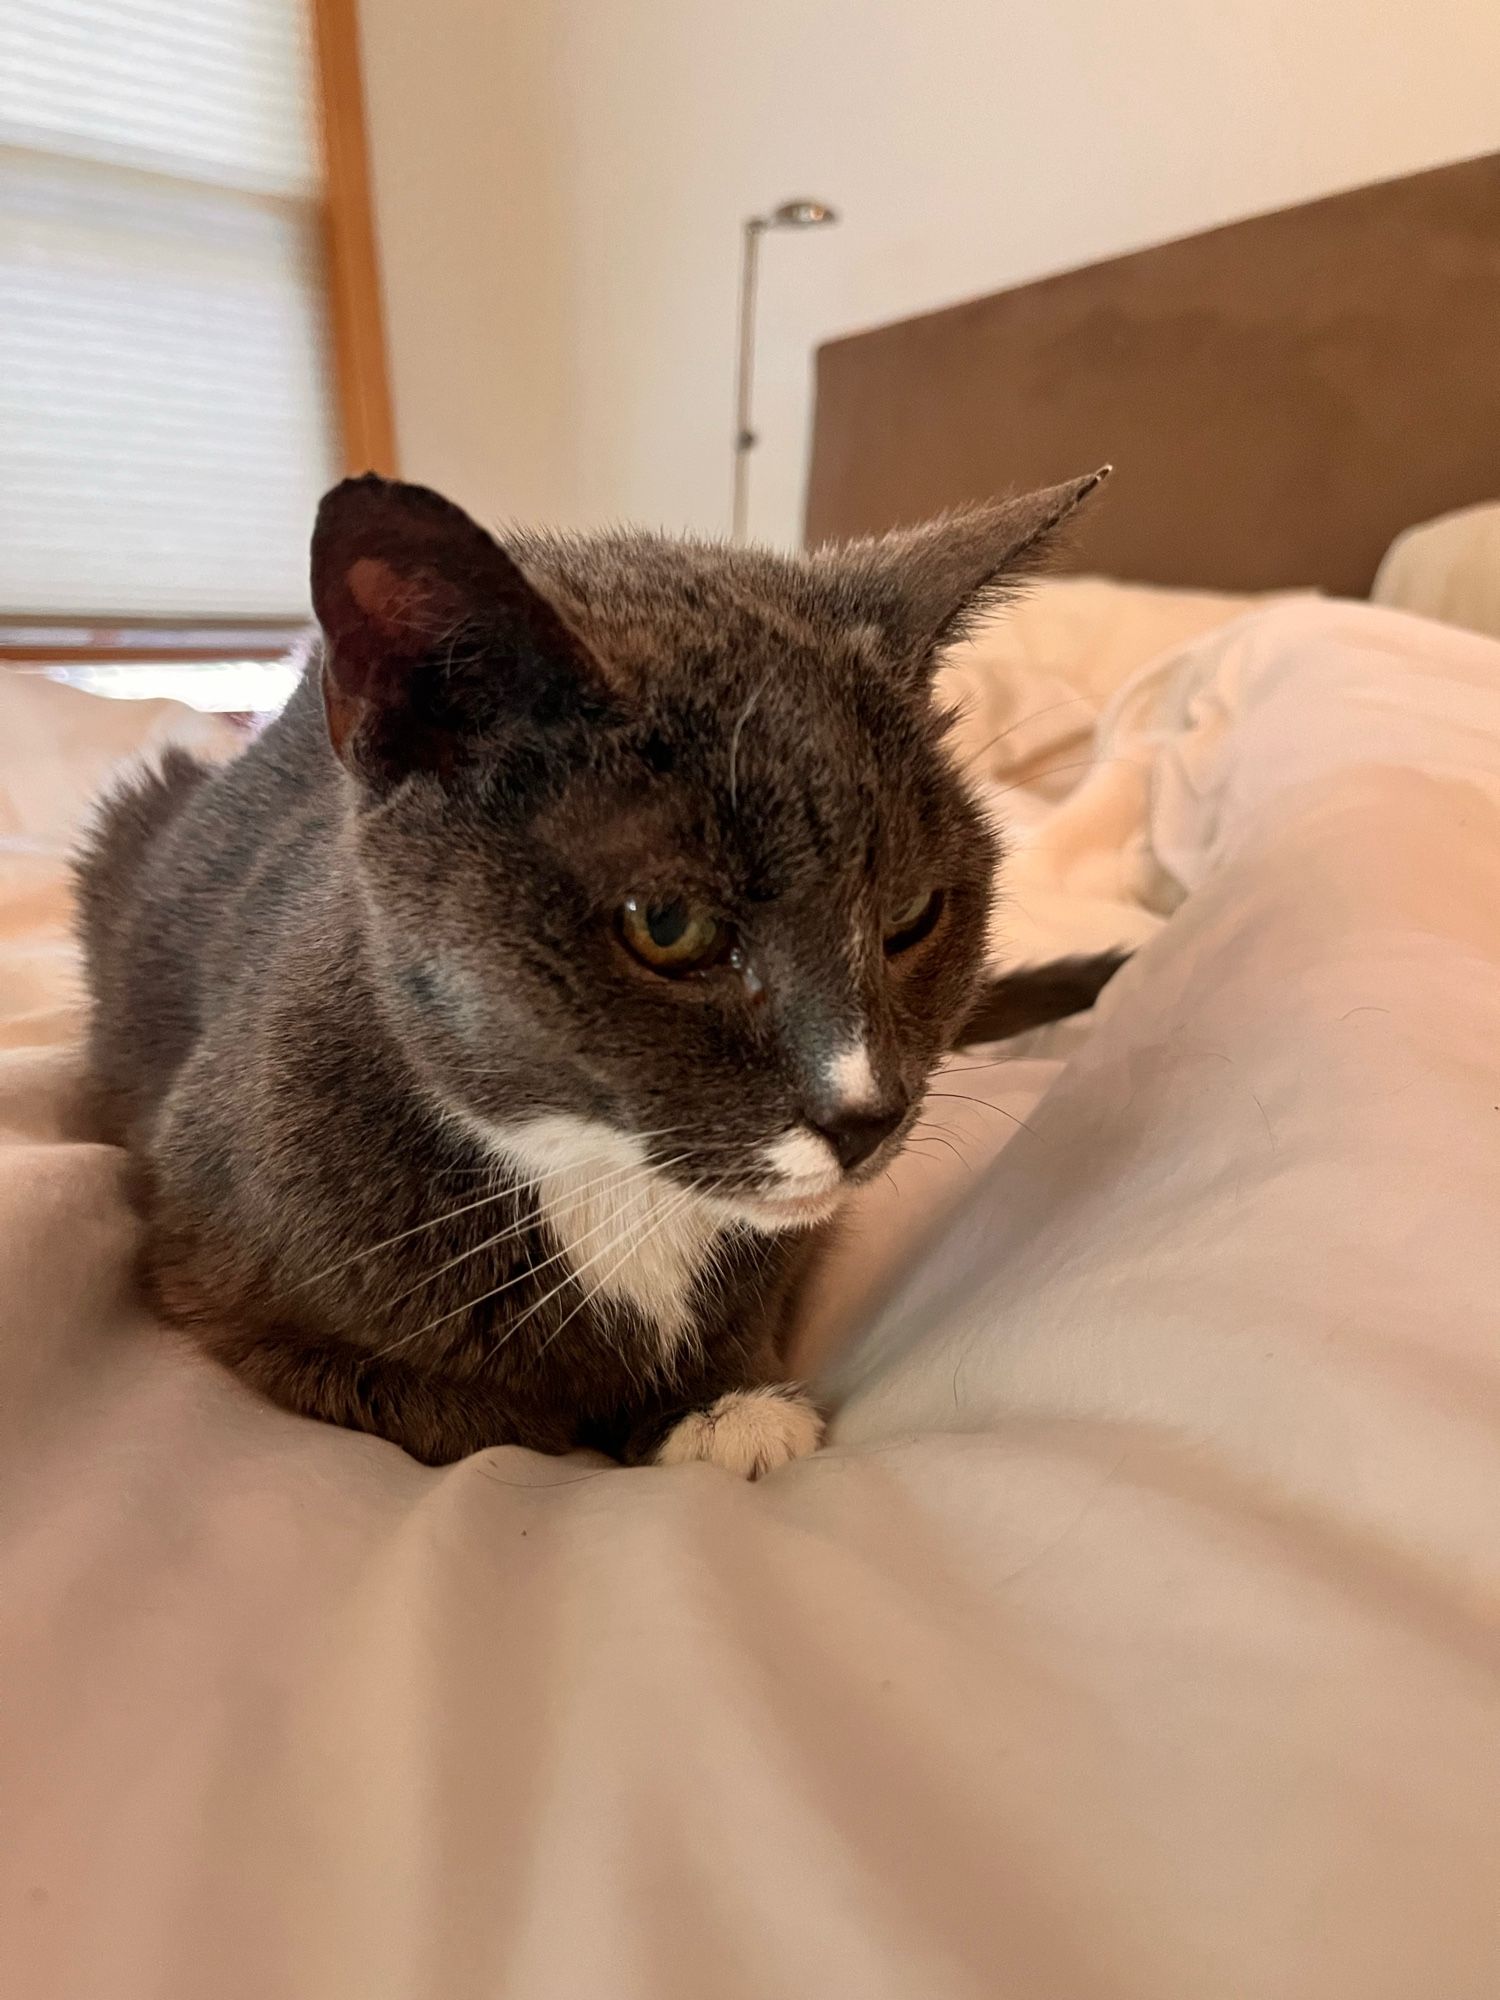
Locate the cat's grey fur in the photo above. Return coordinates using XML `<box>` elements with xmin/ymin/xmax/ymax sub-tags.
<box><xmin>76</xmin><ymin>472</ymin><xmax>1117</xmax><ymax>1476</ymax></box>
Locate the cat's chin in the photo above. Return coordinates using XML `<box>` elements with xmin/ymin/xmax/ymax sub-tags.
<box><xmin>708</xmin><ymin>1185</ymin><xmax>848</xmax><ymax>1235</ymax></box>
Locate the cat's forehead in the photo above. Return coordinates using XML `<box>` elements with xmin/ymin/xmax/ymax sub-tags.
<box><xmin>509</xmin><ymin>527</ymin><xmax>955</xmax><ymax>869</ymax></box>
<box><xmin>513</xmin><ymin>530</ymin><xmax>880</xmax><ymax>679</ymax></box>
<box><xmin>544</xmin><ymin>673</ymin><xmax>954</xmax><ymax>912</ymax></box>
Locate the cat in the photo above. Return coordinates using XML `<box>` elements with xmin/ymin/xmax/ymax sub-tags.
<box><xmin>76</xmin><ymin>470</ymin><xmax>1118</xmax><ymax>1478</ymax></box>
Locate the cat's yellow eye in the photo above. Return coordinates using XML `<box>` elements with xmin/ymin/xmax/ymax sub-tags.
<box><xmin>618</xmin><ymin>895</ymin><xmax>729</xmax><ymax>976</ymax></box>
<box><xmin>884</xmin><ymin>887</ymin><xmax>944</xmax><ymax>957</ymax></box>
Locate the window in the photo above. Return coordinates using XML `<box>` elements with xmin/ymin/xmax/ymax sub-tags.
<box><xmin>0</xmin><ymin>0</ymin><xmax>391</xmax><ymax>666</ymax></box>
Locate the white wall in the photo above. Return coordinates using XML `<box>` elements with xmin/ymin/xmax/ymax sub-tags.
<box><xmin>359</xmin><ymin>0</ymin><xmax>1500</xmax><ymax>549</ymax></box>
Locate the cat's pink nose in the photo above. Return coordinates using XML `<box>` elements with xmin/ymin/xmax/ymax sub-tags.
<box><xmin>807</xmin><ymin>1104</ymin><xmax>905</xmax><ymax>1173</ymax></box>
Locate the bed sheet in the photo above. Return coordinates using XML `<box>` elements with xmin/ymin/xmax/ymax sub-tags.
<box><xmin>3</xmin><ymin>591</ymin><xmax>1499</xmax><ymax>2000</ymax></box>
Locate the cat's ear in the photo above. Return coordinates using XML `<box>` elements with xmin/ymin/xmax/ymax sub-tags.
<box><xmin>310</xmin><ymin>474</ymin><xmax>612</xmax><ymax>788</ymax></box>
<box><xmin>829</xmin><ymin>468</ymin><xmax>1110</xmax><ymax>671</ymax></box>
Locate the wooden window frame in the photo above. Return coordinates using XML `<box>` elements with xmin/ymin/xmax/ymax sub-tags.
<box><xmin>0</xmin><ymin>0</ymin><xmax>396</xmax><ymax>665</ymax></box>
<box><xmin>311</xmin><ymin>0</ymin><xmax>396</xmax><ymax>485</ymax></box>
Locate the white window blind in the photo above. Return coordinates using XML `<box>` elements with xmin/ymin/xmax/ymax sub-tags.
<box><xmin>0</xmin><ymin>1</ymin><xmax>341</xmax><ymax>622</ymax></box>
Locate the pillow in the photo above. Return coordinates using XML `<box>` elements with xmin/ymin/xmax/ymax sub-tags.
<box><xmin>940</xmin><ymin>576</ymin><xmax>1263</xmax><ymax>798</ymax></box>
<box><xmin>1372</xmin><ymin>500</ymin><xmax>1500</xmax><ymax>640</ymax></box>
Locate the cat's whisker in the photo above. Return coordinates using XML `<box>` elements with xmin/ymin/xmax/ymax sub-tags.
<box><xmin>528</xmin><ymin>1178</ymin><xmax>726</xmax><ymax>1369</ymax></box>
<box><xmin>430</xmin><ymin>1131</ymin><xmax>757</xmax><ymax>1179</ymax></box>
<box><xmin>910</xmin><ymin>1126</ymin><xmax>970</xmax><ymax>1168</ymax></box>
<box><xmin>965</xmin><ymin>693</ymin><xmax>1093</xmax><ymax>770</ymax></box>
<box><xmin>368</xmin><ymin>1227</ymin><xmax>614</xmax><ymax>1363</ymax></box>
<box><xmin>913</xmin><ymin>1112</ymin><xmax>968</xmax><ymax>1143</ymax></box>
<box><xmin>385</xmin><ymin>1164</ymin><xmax>719</xmax><ymax>1359</ymax></box>
<box><xmin>376</xmin><ymin>1151</ymin><xmax>698</xmax><ymax>1323</ymax></box>
<box><xmin>430</xmin><ymin>1177</ymin><xmax>709</xmax><ymax>1368</ymax></box>
<box><xmin>365</xmin><ymin>1225</ymin><xmax>587</xmax><ymax>1363</ymax></box>
<box><xmin>923</xmin><ymin>1088</ymin><xmax>1038</xmax><ymax>1136</ymax></box>
<box><xmin>289</xmin><ymin>1185</ymin><xmax>526</xmax><ymax>1293</ymax></box>
<box><xmin>429</xmin><ymin>1141</ymin><xmax>758</xmax><ymax>1178</ymax></box>
<box><xmin>293</xmin><ymin>1150</ymin><xmax>694</xmax><ymax>1293</ymax></box>
<box><xmin>429</xmin><ymin>1115</ymin><xmax>749</xmax><ymax>1154</ymax></box>
<box><xmin>984</xmin><ymin>752</ymin><xmax>1144</xmax><ymax>805</ymax></box>
<box><xmin>536</xmin><ymin>1168</ymin><xmax>744</xmax><ymax>1376</ymax></box>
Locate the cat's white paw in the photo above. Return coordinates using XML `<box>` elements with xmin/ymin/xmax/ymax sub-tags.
<box><xmin>655</xmin><ymin>1386</ymin><xmax>824</xmax><ymax>1479</ymax></box>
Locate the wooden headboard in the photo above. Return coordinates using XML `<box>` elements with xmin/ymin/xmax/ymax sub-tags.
<box><xmin>805</xmin><ymin>153</ymin><xmax>1500</xmax><ymax>596</ymax></box>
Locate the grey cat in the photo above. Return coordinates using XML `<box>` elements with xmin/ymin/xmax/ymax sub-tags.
<box><xmin>76</xmin><ymin>471</ymin><xmax>1119</xmax><ymax>1477</ymax></box>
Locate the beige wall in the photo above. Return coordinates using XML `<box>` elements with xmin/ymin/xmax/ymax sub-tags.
<box><xmin>358</xmin><ymin>0</ymin><xmax>1500</xmax><ymax>549</ymax></box>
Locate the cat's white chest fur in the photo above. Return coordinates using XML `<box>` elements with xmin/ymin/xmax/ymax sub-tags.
<box><xmin>481</xmin><ymin>1113</ymin><xmax>724</xmax><ymax>1360</ymax></box>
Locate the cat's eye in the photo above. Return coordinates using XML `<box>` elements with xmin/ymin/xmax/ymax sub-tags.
<box><xmin>884</xmin><ymin>887</ymin><xmax>944</xmax><ymax>957</ymax></box>
<box><xmin>618</xmin><ymin>895</ymin><xmax>730</xmax><ymax>976</ymax></box>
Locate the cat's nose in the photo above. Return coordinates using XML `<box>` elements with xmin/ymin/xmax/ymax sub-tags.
<box><xmin>807</xmin><ymin>1103</ymin><xmax>906</xmax><ymax>1173</ymax></box>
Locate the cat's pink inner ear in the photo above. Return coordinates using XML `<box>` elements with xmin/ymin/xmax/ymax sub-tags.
<box><xmin>346</xmin><ymin>556</ymin><xmax>411</xmax><ymax>628</ymax></box>
<box><xmin>343</xmin><ymin>558</ymin><xmax>454</xmax><ymax>649</ymax></box>
<box><xmin>319</xmin><ymin>558</ymin><xmax>446</xmax><ymax>757</ymax></box>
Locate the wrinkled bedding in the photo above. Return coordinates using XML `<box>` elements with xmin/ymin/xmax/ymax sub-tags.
<box><xmin>4</xmin><ymin>588</ymin><xmax>1500</xmax><ymax>1999</ymax></box>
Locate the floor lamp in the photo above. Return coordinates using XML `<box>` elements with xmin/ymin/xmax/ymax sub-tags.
<box><xmin>731</xmin><ymin>198</ymin><xmax>839</xmax><ymax>543</ymax></box>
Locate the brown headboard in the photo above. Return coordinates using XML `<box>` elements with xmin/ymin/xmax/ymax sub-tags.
<box><xmin>806</xmin><ymin>153</ymin><xmax>1500</xmax><ymax>596</ymax></box>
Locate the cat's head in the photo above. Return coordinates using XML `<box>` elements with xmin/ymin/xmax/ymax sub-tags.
<box><xmin>310</xmin><ymin>472</ymin><xmax>1103</xmax><ymax>1230</ymax></box>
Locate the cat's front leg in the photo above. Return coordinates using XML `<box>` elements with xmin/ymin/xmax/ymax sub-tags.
<box><xmin>624</xmin><ymin>1266</ymin><xmax>826</xmax><ymax>1477</ymax></box>
<box><xmin>618</xmin><ymin>1381</ymin><xmax>824</xmax><ymax>1479</ymax></box>
<box><xmin>655</xmin><ymin>1384</ymin><xmax>824</xmax><ymax>1478</ymax></box>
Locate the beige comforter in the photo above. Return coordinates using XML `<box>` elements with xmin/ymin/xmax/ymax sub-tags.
<box><xmin>3</xmin><ymin>590</ymin><xmax>1498</xmax><ymax>1999</ymax></box>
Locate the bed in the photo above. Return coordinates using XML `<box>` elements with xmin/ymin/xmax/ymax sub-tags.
<box><xmin>5</xmin><ymin>158</ymin><xmax>1500</xmax><ymax>1999</ymax></box>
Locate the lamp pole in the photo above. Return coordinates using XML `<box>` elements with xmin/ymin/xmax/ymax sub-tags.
<box><xmin>731</xmin><ymin>217</ymin><xmax>766</xmax><ymax>545</ymax></box>
<box><xmin>730</xmin><ymin>199</ymin><xmax>839</xmax><ymax>544</ymax></box>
